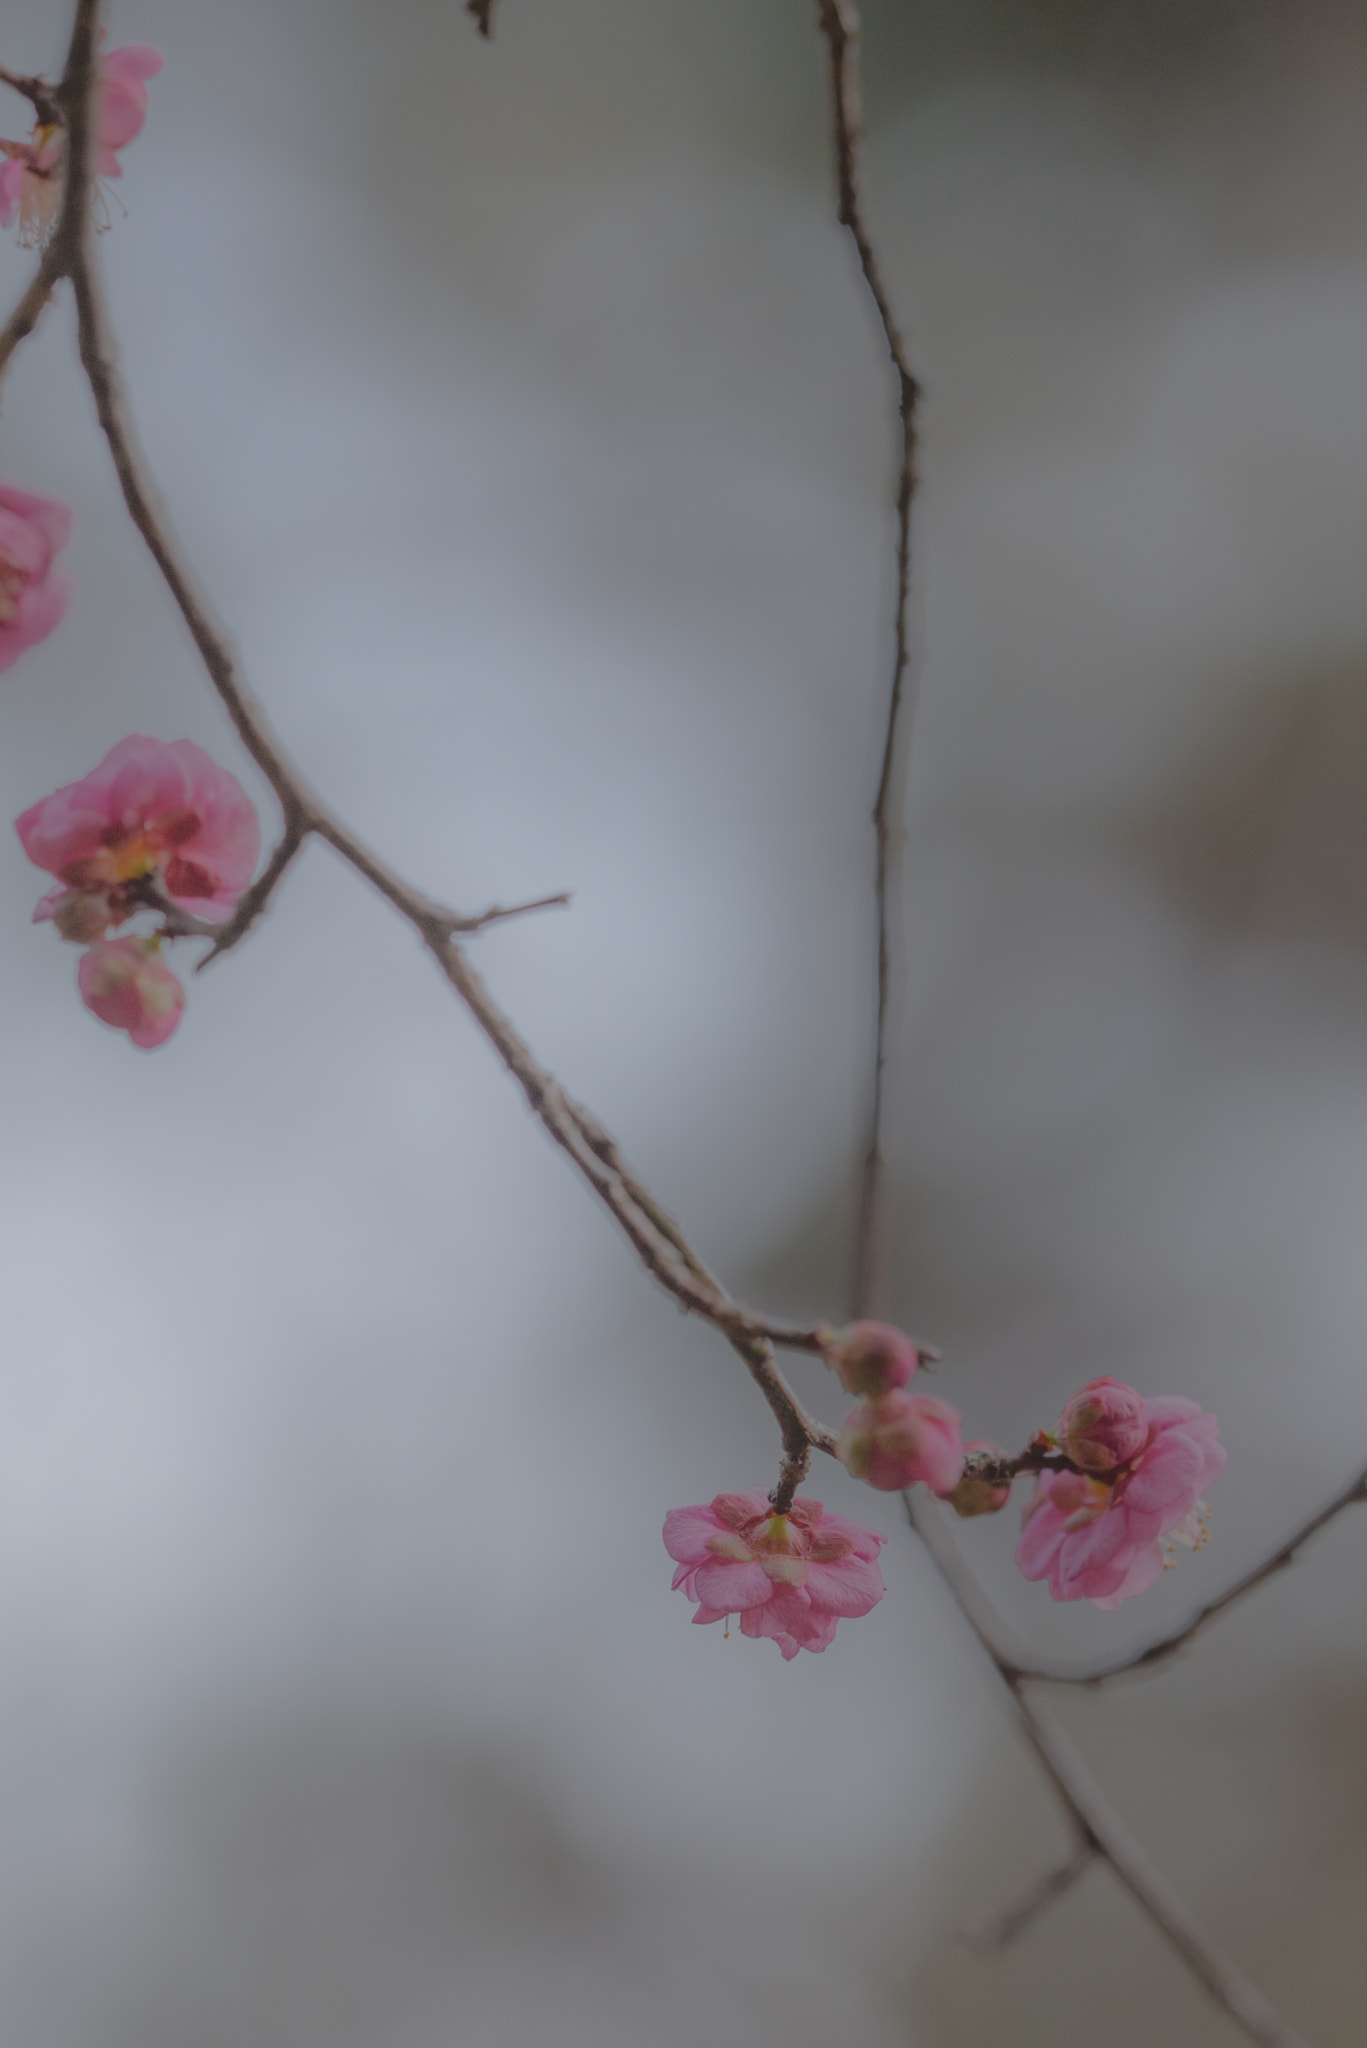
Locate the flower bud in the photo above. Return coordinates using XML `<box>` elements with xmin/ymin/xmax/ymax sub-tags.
<box><xmin>946</xmin><ymin>1440</ymin><xmax>1012</xmax><ymax>1518</ymax></box>
<box><xmin>820</xmin><ymin>1320</ymin><xmax>921</xmax><ymax>1399</ymax></box>
<box><xmin>1058</xmin><ymin>1377</ymin><xmax>1148</xmax><ymax>1474</ymax></box>
<box><xmin>78</xmin><ymin>936</ymin><xmax>185</xmax><ymax>1050</ymax></box>
<box><xmin>836</xmin><ymin>1390</ymin><xmax>965</xmax><ymax>1495</ymax></box>
<box><xmin>51</xmin><ymin>888</ymin><xmax>117</xmax><ymax>943</ymax></box>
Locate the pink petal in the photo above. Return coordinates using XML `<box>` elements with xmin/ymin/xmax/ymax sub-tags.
<box><xmin>691</xmin><ymin>1558</ymin><xmax>774</xmax><ymax>1612</ymax></box>
<box><xmin>662</xmin><ymin>1504</ymin><xmax>726</xmax><ymax>1566</ymax></box>
<box><xmin>810</xmin><ymin>1510</ymin><xmax>887</xmax><ymax>1562</ymax></box>
<box><xmin>804</xmin><ymin>1555</ymin><xmax>886</xmax><ymax>1617</ymax></box>
<box><xmin>0</xmin><ymin>158</ymin><xmax>23</xmax><ymax>230</ymax></box>
<box><xmin>1090</xmin><ymin>1541</ymin><xmax>1164</xmax><ymax>1610</ymax></box>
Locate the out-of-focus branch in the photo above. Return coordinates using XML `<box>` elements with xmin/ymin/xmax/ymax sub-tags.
<box><xmin>906</xmin><ymin>1496</ymin><xmax>1310</xmax><ymax>2048</ymax></box>
<box><xmin>821</xmin><ymin>4</ymin><xmax>1314</xmax><ymax>2036</ymax></box>
<box><xmin>465</xmin><ymin>0</ymin><xmax>497</xmax><ymax>39</ymax></box>
<box><xmin>961</xmin><ymin>1837</ymin><xmax>1095</xmax><ymax>1951</ymax></box>
<box><xmin>815</xmin><ymin>0</ymin><xmax>921</xmax><ymax>1319</ymax></box>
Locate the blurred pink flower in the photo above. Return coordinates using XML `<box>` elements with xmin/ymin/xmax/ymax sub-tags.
<box><xmin>1017</xmin><ymin>1397</ymin><xmax>1225</xmax><ymax>1609</ymax></box>
<box><xmin>820</xmin><ymin>1319</ymin><xmax>921</xmax><ymax>1398</ymax></box>
<box><xmin>95</xmin><ymin>45</ymin><xmax>163</xmax><ymax>178</ymax></box>
<box><xmin>78</xmin><ymin>935</ymin><xmax>185</xmax><ymax>1049</ymax></box>
<box><xmin>0</xmin><ymin>45</ymin><xmax>163</xmax><ymax>245</ymax></box>
<box><xmin>663</xmin><ymin>1488</ymin><xmax>886</xmax><ymax>1659</ymax></box>
<box><xmin>16</xmin><ymin>734</ymin><xmax>259</xmax><ymax>932</ymax></box>
<box><xmin>0</xmin><ymin>483</ymin><xmax>71</xmax><ymax>671</ymax></box>
<box><xmin>836</xmin><ymin>1389</ymin><xmax>965</xmax><ymax>1495</ymax></box>
<box><xmin>1058</xmin><ymin>1376</ymin><xmax>1149</xmax><ymax>1474</ymax></box>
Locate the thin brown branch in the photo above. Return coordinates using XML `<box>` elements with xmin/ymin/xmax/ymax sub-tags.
<box><xmin>465</xmin><ymin>0</ymin><xmax>498</xmax><ymax>38</ymax></box>
<box><xmin>195</xmin><ymin>814</ymin><xmax>310</xmax><ymax>968</ymax></box>
<box><xmin>0</xmin><ymin>246</ymin><xmax>62</xmax><ymax>382</ymax></box>
<box><xmin>50</xmin><ymin>0</ymin><xmax>832</xmax><ymax>1497</ymax></box>
<box><xmin>961</xmin><ymin>1837</ymin><xmax>1095</xmax><ymax>1951</ymax></box>
<box><xmin>1010</xmin><ymin>1686</ymin><xmax>1310</xmax><ymax>2048</ymax></box>
<box><xmin>905</xmin><ymin>1495</ymin><xmax>1311</xmax><ymax>2047</ymax></box>
<box><xmin>446</xmin><ymin>889</ymin><xmax>572</xmax><ymax>935</ymax></box>
<box><xmin>815</xmin><ymin>0</ymin><xmax>921</xmax><ymax>1318</ymax></box>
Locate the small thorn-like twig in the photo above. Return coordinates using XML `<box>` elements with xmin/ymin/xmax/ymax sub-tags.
<box><xmin>0</xmin><ymin>62</ymin><xmax>61</xmax><ymax>127</ymax></box>
<box><xmin>961</xmin><ymin>1838</ymin><xmax>1096</xmax><ymax>1951</ymax></box>
<box><xmin>196</xmin><ymin>813</ymin><xmax>310</xmax><ymax>968</ymax></box>
<box><xmin>442</xmin><ymin>889</ymin><xmax>572</xmax><ymax>935</ymax></box>
<box><xmin>465</xmin><ymin>0</ymin><xmax>497</xmax><ymax>38</ymax></box>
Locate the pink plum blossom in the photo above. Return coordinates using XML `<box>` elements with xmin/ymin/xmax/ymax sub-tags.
<box><xmin>1017</xmin><ymin>1396</ymin><xmax>1225</xmax><ymax>1609</ymax></box>
<box><xmin>0</xmin><ymin>45</ymin><xmax>163</xmax><ymax>246</ymax></box>
<box><xmin>16</xmin><ymin>734</ymin><xmax>260</xmax><ymax>935</ymax></box>
<box><xmin>663</xmin><ymin>1489</ymin><xmax>886</xmax><ymax>1659</ymax></box>
<box><xmin>820</xmin><ymin>1319</ymin><xmax>921</xmax><ymax>1398</ymax></box>
<box><xmin>0</xmin><ymin>483</ymin><xmax>71</xmax><ymax>671</ymax></box>
<box><xmin>77</xmin><ymin>935</ymin><xmax>185</xmax><ymax>1049</ymax></box>
<box><xmin>836</xmin><ymin>1389</ymin><xmax>965</xmax><ymax>1495</ymax></box>
<box><xmin>1058</xmin><ymin>1376</ymin><xmax>1149</xmax><ymax>1474</ymax></box>
<box><xmin>947</xmin><ymin>1440</ymin><xmax>1013</xmax><ymax>1519</ymax></box>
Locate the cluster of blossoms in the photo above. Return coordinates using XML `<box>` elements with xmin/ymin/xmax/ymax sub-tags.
<box><xmin>16</xmin><ymin>735</ymin><xmax>259</xmax><ymax>1047</ymax></box>
<box><xmin>0</xmin><ymin>44</ymin><xmax>1229</xmax><ymax>1666</ymax></box>
<box><xmin>0</xmin><ymin>41</ymin><xmax>161</xmax><ymax>246</ymax></box>
<box><xmin>666</xmin><ymin>1330</ymin><xmax>1224</xmax><ymax>1657</ymax></box>
<box><xmin>0</xmin><ymin>49</ymin><xmax>262</xmax><ymax>1049</ymax></box>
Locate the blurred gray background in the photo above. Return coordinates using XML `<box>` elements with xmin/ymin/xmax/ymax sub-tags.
<box><xmin>0</xmin><ymin>0</ymin><xmax>1364</xmax><ymax>2041</ymax></box>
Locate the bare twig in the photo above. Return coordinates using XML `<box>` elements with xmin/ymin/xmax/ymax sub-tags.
<box><xmin>820</xmin><ymin>3</ymin><xmax>1316</xmax><ymax>2034</ymax></box>
<box><xmin>962</xmin><ymin>1837</ymin><xmax>1095</xmax><ymax>1950</ymax></box>
<box><xmin>815</xmin><ymin>0</ymin><xmax>921</xmax><ymax>1318</ymax></box>
<box><xmin>195</xmin><ymin>814</ymin><xmax>310</xmax><ymax>967</ymax></box>
<box><xmin>0</xmin><ymin>245</ymin><xmax>61</xmax><ymax>379</ymax></box>
<box><xmin>465</xmin><ymin>0</ymin><xmax>497</xmax><ymax>39</ymax></box>
<box><xmin>1011</xmin><ymin>1687</ymin><xmax>1309</xmax><ymax>2048</ymax></box>
<box><xmin>906</xmin><ymin>1495</ymin><xmax>1311</xmax><ymax>2047</ymax></box>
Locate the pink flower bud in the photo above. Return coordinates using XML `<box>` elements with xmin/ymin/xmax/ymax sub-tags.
<box><xmin>820</xmin><ymin>1320</ymin><xmax>921</xmax><ymax>1398</ymax></box>
<box><xmin>77</xmin><ymin>937</ymin><xmax>185</xmax><ymax>1049</ymax></box>
<box><xmin>1058</xmin><ymin>1377</ymin><xmax>1149</xmax><ymax>1474</ymax></box>
<box><xmin>946</xmin><ymin>1440</ymin><xmax>1013</xmax><ymax>1518</ymax></box>
<box><xmin>836</xmin><ymin>1390</ymin><xmax>965</xmax><ymax>1495</ymax></box>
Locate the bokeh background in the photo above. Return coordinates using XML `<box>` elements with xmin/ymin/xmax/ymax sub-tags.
<box><xmin>0</xmin><ymin>0</ymin><xmax>1365</xmax><ymax>2040</ymax></box>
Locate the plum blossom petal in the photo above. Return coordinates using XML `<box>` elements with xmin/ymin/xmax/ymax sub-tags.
<box><xmin>96</xmin><ymin>45</ymin><xmax>164</xmax><ymax>177</ymax></box>
<box><xmin>0</xmin><ymin>481</ymin><xmax>72</xmax><ymax>672</ymax></box>
<box><xmin>663</xmin><ymin>1491</ymin><xmax>887</xmax><ymax>1657</ymax></box>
